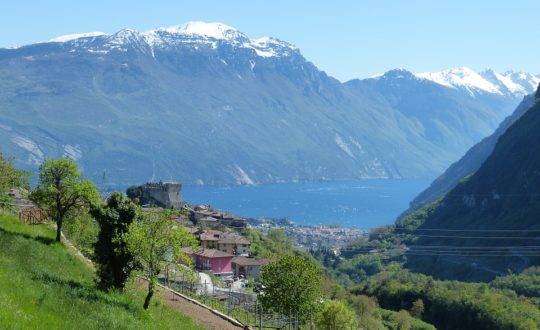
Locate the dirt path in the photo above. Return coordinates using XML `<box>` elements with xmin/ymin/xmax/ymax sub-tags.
<box><xmin>137</xmin><ymin>278</ymin><xmax>245</xmax><ymax>330</ymax></box>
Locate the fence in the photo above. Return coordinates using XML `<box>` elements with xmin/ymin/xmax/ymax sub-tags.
<box><xmin>19</xmin><ymin>207</ymin><xmax>48</xmax><ymax>225</ymax></box>
<box><xmin>160</xmin><ymin>266</ymin><xmax>315</xmax><ymax>329</ymax></box>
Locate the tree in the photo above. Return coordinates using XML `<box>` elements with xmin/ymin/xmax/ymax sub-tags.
<box><xmin>410</xmin><ymin>298</ymin><xmax>424</xmax><ymax>318</ymax></box>
<box><xmin>30</xmin><ymin>159</ymin><xmax>99</xmax><ymax>242</ymax></box>
<box><xmin>126</xmin><ymin>185</ymin><xmax>142</xmax><ymax>202</ymax></box>
<box><xmin>0</xmin><ymin>153</ymin><xmax>29</xmax><ymax>204</ymax></box>
<box><xmin>390</xmin><ymin>310</ymin><xmax>412</xmax><ymax>330</ymax></box>
<box><xmin>315</xmin><ymin>300</ymin><xmax>358</xmax><ymax>330</ymax></box>
<box><xmin>259</xmin><ymin>255</ymin><xmax>322</xmax><ymax>321</ymax></box>
<box><xmin>351</xmin><ymin>294</ymin><xmax>378</xmax><ymax>318</ymax></box>
<box><xmin>123</xmin><ymin>210</ymin><xmax>197</xmax><ymax>309</ymax></box>
<box><xmin>91</xmin><ymin>192</ymin><xmax>142</xmax><ymax>290</ymax></box>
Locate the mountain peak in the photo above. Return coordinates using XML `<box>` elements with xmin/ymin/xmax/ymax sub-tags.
<box><xmin>156</xmin><ymin>21</ymin><xmax>247</xmax><ymax>41</ymax></box>
<box><xmin>386</xmin><ymin>68</ymin><xmax>414</xmax><ymax>76</ymax></box>
<box><xmin>43</xmin><ymin>21</ymin><xmax>298</xmax><ymax>59</ymax></box>
<box><xmin>48</xmin><ymin>32</ymin><xmax>107</xmax><ymax>43</ymax></box>
<box><xmin>417</xmin><ymin>67</ymin><xmax>502</xmax><ymax>95</ymax></box>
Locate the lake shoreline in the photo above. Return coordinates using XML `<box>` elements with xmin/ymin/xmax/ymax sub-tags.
<box><xmin>183</xmin><ymin>179</ymin><xmax>431</xmax><ymax>229</ymax></box>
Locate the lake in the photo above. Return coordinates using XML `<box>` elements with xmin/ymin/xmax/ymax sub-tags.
<box><xmin>183</xmin><ymin>179</ymin><xmax>431</xmax><ymax>229</ymax></box>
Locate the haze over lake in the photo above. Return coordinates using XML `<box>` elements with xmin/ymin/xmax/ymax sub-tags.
<box><xmin>183</xmin><ymin>179</ymin><xmax>431</xmax><ymax>229</ymax></box>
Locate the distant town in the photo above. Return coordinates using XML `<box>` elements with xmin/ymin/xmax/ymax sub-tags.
<box><xmin>128</xmin><ymin>182</ymin><xmax>368</xmax><ymax>255</ymax></box>
<box><xmin>247</xmin><ymin>218</ymin><xmax>367</xmax><ymax>251</ymax></box>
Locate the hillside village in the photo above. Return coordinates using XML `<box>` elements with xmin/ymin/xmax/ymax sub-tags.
<box><xmin>128</xmin><ymin>181</ymin><xmax>269</xmax><ymax>283</ymax></box>
<box><xmin>131</xmin><ymin>180</ymin><xmax>365</xmax><ymax>275</ymax></box>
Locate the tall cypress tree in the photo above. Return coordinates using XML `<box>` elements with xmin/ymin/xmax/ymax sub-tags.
<box><xmin>92</xmin><ymin>192</ymin><xmax>141</xmax><ymax>290</ymax></box>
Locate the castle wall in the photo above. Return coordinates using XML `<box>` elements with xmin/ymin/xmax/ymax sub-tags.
<box><xmin>140</xmin><ymin>182</ymin><xmax>184</xmax><ymax>208</ymax></box>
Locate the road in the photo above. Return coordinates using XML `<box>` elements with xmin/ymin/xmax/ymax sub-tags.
<box><xmin>198</xmin><ymin>272</ymin><xmax>214</xmax><ymax>295</ymax></box>
<box><xmin>137</xmin><ymin>278</ymin><xmax>243</xmax><ymax>330</ymax></box>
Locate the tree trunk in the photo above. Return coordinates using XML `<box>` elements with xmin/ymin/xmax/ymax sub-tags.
<box><xmin>143</xmin><ymin>280</ymin><xmax>155</xmax><ymax>310</ymax></box>
<box><xmin>55</xmin><ymin>217</ymin><xmax>63</xmax><ymax>242</ymax></box>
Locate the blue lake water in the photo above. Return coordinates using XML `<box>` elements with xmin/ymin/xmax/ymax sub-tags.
<box><xmin>183</xmin><ymin>179</ymin><xmax>431</xmax><ymax>229</ymax></box>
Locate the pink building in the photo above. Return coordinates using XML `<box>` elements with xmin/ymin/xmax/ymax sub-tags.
<box><xmin>195</xmin><ymin>249</ymin><xmax>233</xmax><ymax>275</ymax></box>
<box><xmin>182</xmin><ymin>247</ymin><xmax>234</xmax><ymax>275</ymax></box>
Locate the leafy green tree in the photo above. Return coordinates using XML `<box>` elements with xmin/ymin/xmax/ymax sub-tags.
<box><xmin>30</xmin><ymin>159</ymin><xmax>99</xmax><ymax>242</ymax></box>
<box><xmin>390</xmin><ymin>310</ymin><xmax>412</xmax><ymax>330</ymax></box>
<box><xmin>0</xmin><ymin>153</ymin><xmax>29</xmax><ymax>204</ymax></box>
<box><xmin>409</xmin><ymin>299</ymin><xmax>424</xmax><ymax>318</ymax></box>
<box><xmin>259</xmin><ymin>255</ymin><xmax>322</xmax><ymax>320</ymax></box>
<box><xmin>315</xmin><ymin>300</ymin><xmax>358</xmax><ymax>330</ymax></box>
<box><xmin>126</xmin><ymin>185</ymin><xmax>142</xmax><ymax>202</ymax></box>
<box><xmin>350</xmin><ymin>294</ymin><xmax>381</xmax><ymax>326</ymax></box>
<box><xmin>62</xmin><ymin>212</ymin><xmax>98</xmax><ymax>257</ymax></box>
<box><xmin>123</xmin><ymin>210</ymin><xmax>197</xmax><ymax>309</ymax></box>
<box><xmin>91</xmin><ymin>192</ymin><xmax>142</xmax><ymax>290</ymax></box>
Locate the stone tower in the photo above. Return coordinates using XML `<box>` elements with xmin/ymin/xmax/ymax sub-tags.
<box><xmin>138</xmin><ymin>181</ymin><xmax>184</xmax><ymax>208</ymax></box>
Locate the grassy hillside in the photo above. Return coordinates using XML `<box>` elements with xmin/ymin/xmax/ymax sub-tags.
<box><xmin>0</xmin><ymin>212</ymin><xmax>202</xmax><ymax>329</ymax></box>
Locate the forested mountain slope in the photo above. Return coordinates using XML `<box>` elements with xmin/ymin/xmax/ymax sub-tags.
<box><xmin>400</xmin><ymin>86</ymin><xmax>540</xmax><ymax>280</ymax></box>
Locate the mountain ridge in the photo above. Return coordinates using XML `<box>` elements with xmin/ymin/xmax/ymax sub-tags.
<box><xmin>0</xmin><ymin>22</ymin><xmax>535</xmax><ymax>187</ymax></box>
<box><xmin>405</xmin><ymin>93</ymin><xmax>536</xmax><ymax>213</ymax></box>
<box><xmin>400</xmin><ymin>85</ymin><xmax>540</xmax><ymax>281</ymax></box>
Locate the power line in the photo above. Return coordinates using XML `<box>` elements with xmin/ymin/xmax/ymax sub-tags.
<box><xmin>316</xmin><ymin>245</ymin><xmax>540</xmax><ymax>251</ymax></box>
<box><xmin>315</xmin><ymin>248</ymin><xmax>540</xmax><ymax>257</ymax></box>
<box><xmin>333</xmin><ymin>249</ymin><xmax>540</xmax><ymax>254</ymax></box>
<box><xmin>343</xmin><ymin>245</ymin><xmax>540</xmax><ymax>252</ymax></box>
<box><xmin>406</xmin><ymin>245</ymin><xmax>540</xmax><ymax>249</ymax></box>
<box><xmin>394</xmin><ymin>228</ymin><xmax>540</xmax><ymax>232</ymax></box>
<box><xmin>395</xmin><ymin>234</ymin><xmax>540</xmax><ymax>240</ymax></box>
<box><xmin>401</xmin><ymin>252</ymin><xmax>540</xmax><ymax>257</ymax></box>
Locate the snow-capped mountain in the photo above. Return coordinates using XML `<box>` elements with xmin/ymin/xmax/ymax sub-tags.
<box><xmin>44</xmin><ymin>22</ymin><xmax>298</xmax><ymax>59</ymax></box>
<box><xmin>416</xmin><ymin>67</ymin><xmax>539</xmax><ymax>97</ymax></box>
<box><xmin>0</xmin><ymin>22</ymin><xmax>535</xmax><ymax>186</ymax></box>
<box><xmin>49</xmin><ymin>32</ymin><xmax>107</xmax><ymax>43</ymax></box>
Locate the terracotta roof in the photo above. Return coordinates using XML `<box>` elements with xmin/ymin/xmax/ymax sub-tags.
<box><xmin>199</xmin><ymin>230</ymin><xmax>224</xmax><ymax>241</ymax></box>
<box><xmin>195</xmin><ymin>248</ymin><xmax>234</xmax><ymax>258</ymax></box>
<box><xmin>218</xmin><ymin>234</ymin><xmax>250</xmax><ymax>245</ymax></box>
<box><xmin>198</xmin><ymin>230</ymin><xmax>250</xmax><ymax>245</ymax></box>
<box><xmin>232</xmin><ymin>256</ymin><xmax>268</xmax><ymax>266</ymax></box>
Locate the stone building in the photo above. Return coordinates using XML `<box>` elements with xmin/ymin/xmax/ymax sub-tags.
<box><xmin>127</xmin><ymin>181</ymin><xmax>185</xmax><ymax>209</ymax></box>
<box><xmin>231</xmin><ymin>257</ymin><xmax>268</xmax><ymax>280</ymax></box>
<box><xmin>198</xmin><ymin>230</ymin><xmax>251</xmax><ymax>255</ymax></box>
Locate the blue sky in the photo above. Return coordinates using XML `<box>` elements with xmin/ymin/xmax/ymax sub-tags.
<box><xmin>1</xmin><ymin>0</ymin><xmax>538</xmax><ymax>81</ymax></box>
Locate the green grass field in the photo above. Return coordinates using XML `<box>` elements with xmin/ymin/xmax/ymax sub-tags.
<box><xmin>0</xmin><ymin>212</ymin><xmax>202</xmax><ymax>329</ymax></box>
